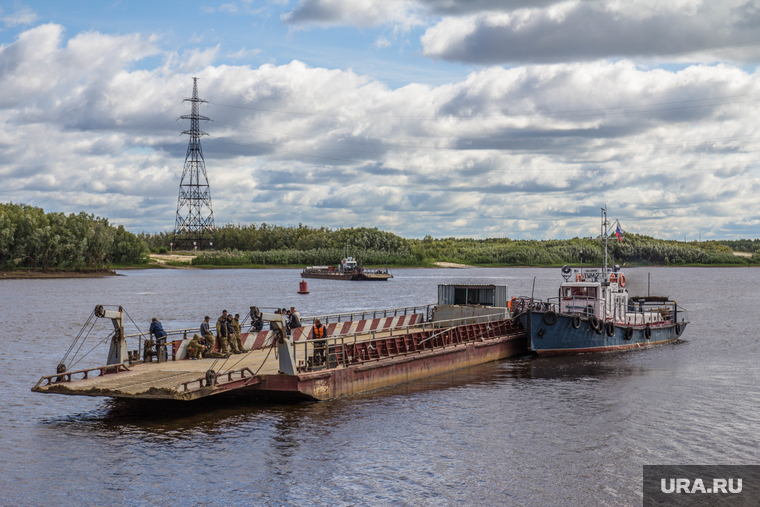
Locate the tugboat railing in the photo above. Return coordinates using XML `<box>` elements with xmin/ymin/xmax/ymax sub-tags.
<box><xmin>513</xmin><ymin>296</ymin><xmax>688</xmax><ymax>326</ymax></box>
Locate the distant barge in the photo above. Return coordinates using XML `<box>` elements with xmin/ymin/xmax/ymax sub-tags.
<box><xmin>33</xmin><ymin>285</ymin><xmax>525</xmax><ymax>402</ymax></box>
<box><xmin>301</xmin><ymin>257</ymin><xmax>393</xmax><ymax>281</ymax></box>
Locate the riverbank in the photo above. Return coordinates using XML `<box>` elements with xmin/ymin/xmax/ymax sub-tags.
<box><xmin>0</xmin><ymin>268</ymin><xmax>119</xmax><ymax>279</ymax></box>
<box><xmin>3</xmin><ymin>253</ymin><xmax>755</xmax><ymax>278</ymax></box>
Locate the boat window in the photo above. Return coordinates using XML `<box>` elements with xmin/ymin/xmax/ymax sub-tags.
<box><xmin>565</xmin><ymin>286</ymin><xmax>597</xmax><ymax>298</ymax></box>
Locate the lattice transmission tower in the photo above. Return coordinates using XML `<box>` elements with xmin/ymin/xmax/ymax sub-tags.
<box><xmin>173</xmin><ymin>77</ymin><xmax>215</xmax><ymax>249</ymax></box>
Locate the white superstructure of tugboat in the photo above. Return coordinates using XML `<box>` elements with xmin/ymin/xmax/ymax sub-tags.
<box><xmin>516</xmin><ymin>208</ymin><xmax>689</xmax><ymax>355</ymax></box>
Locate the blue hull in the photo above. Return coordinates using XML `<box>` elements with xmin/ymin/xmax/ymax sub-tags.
<box><xmin>517</xmin><ymin>311</ymin><xmax>686</xmax><ymax>356</ymax></box>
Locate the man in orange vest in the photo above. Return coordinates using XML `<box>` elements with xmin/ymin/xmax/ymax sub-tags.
<box><xmin>312</xmin><ymin>318</ymin><xmax>328</xmax><ymax>366</ymax></box>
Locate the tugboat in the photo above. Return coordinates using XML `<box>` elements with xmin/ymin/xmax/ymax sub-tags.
<box><xmin>515</xmin><ymin>208</ymin><xmax>688</xmax><ymax>355</ymax></box>
<box><xmin>301</xmin><ymin>257</ymin><xmax>393</xmax><ymax>281</ymax></box>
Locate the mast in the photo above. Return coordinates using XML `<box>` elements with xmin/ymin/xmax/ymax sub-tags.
<box><xmin>601</xmin><ymin>206</ymin><xmax>608</xmax><ymax>276</ymax></box>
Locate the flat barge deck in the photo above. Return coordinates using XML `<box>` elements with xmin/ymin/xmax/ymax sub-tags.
<box><xmin>33</xmin><ymin>304</ymin><xmax>526</xmax><ymax>402</ymax></box>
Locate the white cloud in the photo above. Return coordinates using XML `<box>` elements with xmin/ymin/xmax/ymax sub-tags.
<box><xmin>175</xmin><ymin>45</ymin><xmax>221</xmax><ymax>72</ymax></box>
<box><xmin>421</xmin><ymin>0</ymin><xmax>760</xmax><ymax>64</ymax></box>
<box><xmin>282</xmin><ymin>0</ymin><xmax>426</xmax><ymax>31</ymax></box>
<box><xmin>2</xmin><ymin>24</ymin><xmax>760</xmax><ymax>239</ymax></box>
<box><xmin>374</xmin><ymin>35</ymin><xmax>392</xmax><ymax>48</ymax></box>
<box><xmin>2</xmin><ymin>7</ymin><xmax>38</xmax><ymax>27</ymax></box>
<box><xmin>228</xmin><ymin>47</ymin><xmax>263</xmax><ymax>60</ymax></box>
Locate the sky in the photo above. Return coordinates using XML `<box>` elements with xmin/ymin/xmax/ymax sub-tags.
<box><xmin>2</xmin><ymin>0</ymin><xmax>760</xmax><ymax>240</ymax></box>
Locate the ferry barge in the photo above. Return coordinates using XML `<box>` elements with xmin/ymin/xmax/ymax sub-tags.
<box><xmin>515</xmin><ymin>209</ymin><xmax>688</xmax><ymax>355</ymax></box>
<box><xmin>32</xmin><ymin>285</ymin><xmax>525</xmax><ymax>402</ymax></box>
<box><xmin>301</xmin><ymin>257</ymin><xmax>393</xmax><ymax>281</ymax></box>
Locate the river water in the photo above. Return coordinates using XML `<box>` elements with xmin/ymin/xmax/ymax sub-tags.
<box><xmin>1</xmin><ymin>267</ymin><xmax>758</xmax><ymax>506</ymax></box>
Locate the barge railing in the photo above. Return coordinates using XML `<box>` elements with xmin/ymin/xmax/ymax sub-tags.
<box><xmin>110</xmin><ymin>304</ymin><xmax>437</xmax><ymax>363</ymax></box>
<box><xmin>292</xmin><ymin>311</ymin><xmax>517</xmax><ymax>373</ymax></box>
<box><xmin>301</xmin><ymin>304</ymin><xmax>434</xmax><ymax>325</ymax></box>
<box><xmin>34</xmin><ymin>362</ymin><xmax>131</xmax><ymax>389</ymax></box>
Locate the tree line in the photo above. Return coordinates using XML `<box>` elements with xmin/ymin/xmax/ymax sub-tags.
<box><xmin>0</xmin><ymin>203</ymin><xmax>147</xmax><ymax>269</ymax></box>
<box><xmin>4</xmin><ymin>203</ymin><xmax>758</xmax><ymax>270</ymax></box>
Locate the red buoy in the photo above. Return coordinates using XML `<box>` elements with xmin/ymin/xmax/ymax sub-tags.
<box><xmin>298</xmin><ymin>280</ymin><xmax>309</xmax><ymax>294</ymax></box>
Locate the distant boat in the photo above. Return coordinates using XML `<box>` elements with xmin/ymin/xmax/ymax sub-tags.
<box><xmin>515</xmin><ymin>208</ymin><xmax>688</xmax><ymax>355</ymax></box>
<box><xmin>300</xmin><ymin>257</ymin><xmax>393</xmax><ymax>281</ymax></box>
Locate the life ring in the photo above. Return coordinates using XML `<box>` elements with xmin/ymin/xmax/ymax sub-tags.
<box><xmin>543</xmin><ymin>311</ymin><xmax>558</xmax><ymax>326</ymax></box>
<box><xmin>571</xmin><ymin>315</ymin><xmax>581</xmax><ymax>329</ymax></box>
<box><xmin>624</xmin><ymin>327</ymin><xmax>633</xmax><ymax>340</ymax></box>
<box><xmin>605</xmin><ymin>321</ymin><xmax>615</xmax><ymax>337</ymax></box>
<box><xmin>609</xmin><ymin>273</ymin><xmax>617</xmax><ymax>284</ymax></box>
<box><xmin>644</xmin><ymin>325</ymin><xmax>652</xmax><ymax>339</ymax></box>
<box><xmin>675</xmin><ymin>323</ymin><xmax>682</xmax><ymax>336</ymax></box>
<box><xmin>576</xmin><ymin>274</ymin><xmax>583</xmax><ymax>282</ymax></box>
<box><xmin>618</xmin><ymin>274</ymin><xmax>626</xmax><ymax>287</ymax></box>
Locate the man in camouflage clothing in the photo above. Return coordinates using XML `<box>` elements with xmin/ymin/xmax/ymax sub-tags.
<box><xmin>186</xmin><ymin>334</ymin><xmax>205</xmax><ymax>360</ymax></box>
<box><xmin>216</xmin><ymin>310</ymin><xmax>231</xmax><ymax>356</ymax></box>
<box><xmin>226</xmin><ymin>314</ymin><xmax>242</xmax><ymax>353</ymax></box>
<box><xmin>200</xmin><ymin>316</ymin><xmax>215</xmax><ymax>352</ymax></box>
<box><xmin>230</xmin><ymin>313</ymin><xmax>247</xmax><ymax>353</ymax></box>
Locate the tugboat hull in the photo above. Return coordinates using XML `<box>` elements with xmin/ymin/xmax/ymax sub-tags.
<box><xmin>518</xmin><ymin>311</ymin><xmax>686</xmax><ymax>355</ymax></box>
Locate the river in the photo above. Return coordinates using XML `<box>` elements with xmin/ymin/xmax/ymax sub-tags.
<box><xmin>1</xmin><ymin>267</ymin><xmax>758</xmax><ymax>506</ymax></box>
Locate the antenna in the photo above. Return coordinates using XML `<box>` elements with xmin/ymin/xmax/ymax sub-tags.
<box><xmin>173</xmin><ymin>77</ymin><xmax>215</xmax><ymax>249</ymax></box>
<box><xmin>601</xmin><ymin>206</ymin><xmax>608</xmax><ymax>278</ymax></box>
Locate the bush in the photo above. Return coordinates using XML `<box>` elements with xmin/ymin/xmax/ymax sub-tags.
<box><xmin>0</xmin><ymin>203</ymin><xmax>148</xmax><ymax>268</ymax></box>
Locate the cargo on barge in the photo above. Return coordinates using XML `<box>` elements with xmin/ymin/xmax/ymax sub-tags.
<box><xmin>33</xmin><ymin>287</ymin><xmax>525</xmax><ymax>402</ymax></box>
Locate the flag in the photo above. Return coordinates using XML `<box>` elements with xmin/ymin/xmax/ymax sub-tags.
<box><xmin>615</xmin><ymin>224</ymin><xmax>623</xmax><ymax>242</ymax></box>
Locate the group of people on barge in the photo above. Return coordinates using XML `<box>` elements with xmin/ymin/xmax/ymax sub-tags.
<box><xmin>184</xmin><ymin>310</ymin><xmax>248</xmax><ymax>360</ymax></box>
<box><xmin>149</xmin><ymin>306</ymin><xmax>325</xmax><ymax>362</ymax></box>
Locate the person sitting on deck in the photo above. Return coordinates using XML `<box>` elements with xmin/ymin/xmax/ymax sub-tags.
<box><xmin>311</xmin><ymin>318</ymin><xmax>328</xmax><ymax>366</ymax></box>
<box><xmin>186</xmin><ymin>334</ymin><xmax>205</xmax><ymax>360</ymax></box>
<box><xmin>289</xmin><ymin>308</ymin><xmax>302</xmax><ymax>329</ymax></box>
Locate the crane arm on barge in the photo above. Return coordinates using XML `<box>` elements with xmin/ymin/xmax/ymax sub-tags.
<box><xmin>249</xmin><ymin>306</ymin><xmax>296</xmax><ymax>376</ymax></box>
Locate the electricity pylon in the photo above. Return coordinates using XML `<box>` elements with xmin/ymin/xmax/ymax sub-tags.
<box><xmin>173</xmin><ymin>77</ymin><xmax>215</xmax><ymax>250</ymax></box>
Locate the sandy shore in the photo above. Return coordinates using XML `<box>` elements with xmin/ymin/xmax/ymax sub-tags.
<box><xmin>149</xmin><ymin>253</ymin><xmax>196</xmax><ymax>264</ymax></box>
<box><xmin>434</xmin><ymin>262</ymin><xmax>471</xmax><ymax>268</ymax></box>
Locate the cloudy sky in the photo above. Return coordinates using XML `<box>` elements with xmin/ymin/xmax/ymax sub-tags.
<box><xmin>2</xmin><ymin>0</ymin><xmax>760</xmax><ymax>240</ymax></box>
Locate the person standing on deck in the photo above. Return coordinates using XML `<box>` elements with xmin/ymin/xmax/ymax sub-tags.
<box><xmin>149</xmin><ymin>317</ymin><xmax>168</xmax><ymax>358</ymax></box>
<box><xmin>200</xmin><ymin>316</ymin><xmax>215</xmax><ymax>352</ymax></box>
<box><xmin>216</xmin><ymin>310</ymin><xmax>230</xmax><ymax>356</ymax></box>
<box><xmin>227</xmin><ymin>314</ymin><xmax>242</xmax><ymax>354</ymax></box>
<box><xmin>231</xmin><ymin>314</ymin><xmax>247</xmax><ymax>353</ymax></box>
<box><xmin>311</xmin><ymin>318</ymin><xmax>328</xmax><ymax>366</ymax></box>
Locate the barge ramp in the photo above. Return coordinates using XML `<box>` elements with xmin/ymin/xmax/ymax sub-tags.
<box><xmin>33</xmin><ymin>305</ymin><xmax>526</xmax><ymax>402</ymax></box>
